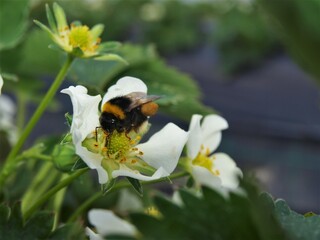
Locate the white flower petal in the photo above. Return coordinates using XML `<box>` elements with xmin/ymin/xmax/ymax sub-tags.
<box><xmin>201</xmin><ymin>131</ymin><xmax>222</xmax><ymax>153</ymax></box>
<box><xmin>192</xmin><ymin>165</ymin><xmax>221</xmax><ymax>189</ymax></box>
<box><xmin>96</xmin><ymin>165</ymin><xmax>109</xmax><ymax>184</ymax></box>
<box><xmin>0</xmin><ymin>74</ymin><xmax>3</xmax><ymax>94</ymax></box>
<box><xmin>200</xmin><ymin>115</ymin><xmax>228</xmax><ymax>152</ymax></box>
<box><xmin>112</xmin><ymin>165</ymin><xmax>169</xmax><ymax>181</ymax></box>
<box><xmin>61</xmin><ymin>85</ymin><xmax>106</xmax><ymax>181</ymax></box>
<box><xmin>213</xmin><ymin>153</ymin><xmax>242</xmax><ymax>189</ymax></box>
<box><xmin>201</xmin><ymin>114</ymin><xmax>229</xmax><ymax>134</ymax></box>
<box><xmin>191</xmin><ymin>165</ymin><xmax>229</xmax><ymax>197</ymax></box>
<box><xmin>0</xmin><ymin>95</ymin><xmax>17</xmax><ymax>144</ymax></box>
<box><xmin>102</xmin><ymin>76</ymin><xmax>147</xmax><ymax>107</ymax></box>
<box><xmin>88</xmin><ymin>209</ymin><xmax>136</xmax><ymax>237</ymax></box>
<box><xmin>86</xmin><ymin>227</ymin><xmax>104</xmax><ymax>240</ymax></box>
<box><xmin>186</xmin><ymin>114</ymin><xmax>203</xmax><ymax>159</ymax></box>
<box><xmin>61</xmin><ymin>85</ymin><xmax>101</xmax><ymax>141</ymax></box>
<box><xmin>137</xmin><ymin>123</ymin><xmax>189</xmax><ymax>174</ymax></box>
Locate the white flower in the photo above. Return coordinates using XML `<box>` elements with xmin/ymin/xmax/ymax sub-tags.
<box><xmin>61</xmin><ymin>76</ymin><xmax>188</xmax><ymax>184</ymax></box>
<box><xmin>0</xmin><ymin>75</ymin><xmax>17</xmax><ymax>145</ymax></box>
<box><xmin>86</xmin><ymin>209</ymin><xmax>136</xmax><ymax>240</ymax></box>
<box><xmin>186</xmin><ymin>114</ymin><xmax>242</xmax><ymax>195</ymax></box>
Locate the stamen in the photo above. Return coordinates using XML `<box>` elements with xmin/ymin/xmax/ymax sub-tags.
<box><xmin>131</xmin><ymin>159</ymin><xmax>137</xmax><ymax>164</ymax></box>
<box><xmin>205</xmin><ymin>148</ymin><xmax>210</xmax><ymax>156</ymax></box>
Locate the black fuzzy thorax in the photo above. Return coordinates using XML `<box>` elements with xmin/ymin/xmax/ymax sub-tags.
<box><xmin>99</xmin><ymin>96</ymin><xmax>148</xmax><ymax>133</ymax></box>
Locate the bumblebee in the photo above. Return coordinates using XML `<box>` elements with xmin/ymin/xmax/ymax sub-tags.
<box><xmin>99</xmin><ymin>92</ymin><xmax>159</xmax><ymax>135</ymax></box>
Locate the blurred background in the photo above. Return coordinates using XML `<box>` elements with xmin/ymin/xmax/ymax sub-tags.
<box><xmin>1</xmin><ymin>0</ymin><xmax>319</xmax><ymax>213</ymax></box>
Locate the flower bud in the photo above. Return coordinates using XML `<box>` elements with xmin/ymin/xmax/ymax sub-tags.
<box><xmin>52</xmin><ymin>143</ymin><xmax>79</xmax><ymax>172</ymax></box>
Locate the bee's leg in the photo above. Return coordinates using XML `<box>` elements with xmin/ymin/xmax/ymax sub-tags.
<box><xmin>95</xmin><ymin>126</ymin><xmax>101</xmax><ymax>142</ymax></box>
<box><xmin>125</xmin><ymin>131</ymin><xmax>132</xmax><ymax>141</ymax></box>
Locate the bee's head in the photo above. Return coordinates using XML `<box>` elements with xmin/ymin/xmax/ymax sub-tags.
<box><xmin>99</xmin><ymin>112</ymin><xmax>117</xmax><ymax>133</ymax></box>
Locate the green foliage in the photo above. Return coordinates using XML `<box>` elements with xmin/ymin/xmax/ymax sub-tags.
<box><xmin>69</xmin><ymin>43</ymin><xmax>213</xmax><ymax>121</ymax></box>
<box><xmin>0</xmin><ymin>202</ymin><xmax>53</xmax><ymax>239</ymax></box>
<box><xmin>212</xmin><ymin>4</ymin><xmax>278</xmax><ymax>73</ymax></box>
<box><xmin>0</xmin><ymin>203</ymin><xmax>85</xmax><ymax>239</ymax></box>
<box><xmin>259</xmin><ymin>0</ymin><xmax>320</xmax><ymax>83</ymax></box>
<box><xmin>274</xmin><ymin>199</ymin><xmax>320</xmax><ymax>240</ymax></box>
<box><xmin>126</xmin><ymin>177</ymin><xmax>143</xmax><ymax>196</ymax></box>
<box><xmin>17</xmin><ymin>29</ymin><xmax>61</xmax><ymax>76</ymax></box>
<box><xmin>0</xmin><ymin>0</ymin><xmax>29</xmax><ymax>50</ymax></box>
<box><xmin>129</xmin><ymin>183</ymin><xmax>286</xmax><ymax>240</ymax></box>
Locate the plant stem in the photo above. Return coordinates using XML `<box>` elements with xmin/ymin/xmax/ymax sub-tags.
<box><xmin>52</xmin><ymin>174</ymin><xmax>68</xmax><ymax>231</ymax></box>
<box><xmin>67</xmin><ymin>171</ymin><xmax>189</xmax><ymax>223</ymax></box>
<box><xmin>24</xmin><ymin>168</ymin><xmax>88</xmax><ymax>221</ymax></box>
<box><xmin>0</xmin><ymin>55</ymin><xmax>74</xmax><ymax>189</ymax></box>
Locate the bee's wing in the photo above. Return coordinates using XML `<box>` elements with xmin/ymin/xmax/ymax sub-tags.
<box><xmin>125</xmin><ymin>92</ymin><xmax>160</xmax><ymax>111</ymax></box>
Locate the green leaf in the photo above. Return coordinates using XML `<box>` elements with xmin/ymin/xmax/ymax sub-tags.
<box><xmin>49</xmin><ymin>222</ymin><xmax>86</xmax><ymax>240</ymax></box>
<box><xmin>71</xmin><ymin>158</ymin><xmax>88</xmax><ymax>171</ymax></box>
<box><xmin>94</xmin><ymin>53</ymin><xmax>128</xmax><ymax>64</ymax></box>
<box><xmin>126</xmin><ymin>177</ymin><xmax>143</xmax><ymax>196</ymax></box>
<box><xmin>129</xmin><ymin>179</ymin><xmax>287</xmax><ymax>240</ymax></box>
<box><xmin>53</xmin><ymin>2</ymin><xmax>67</xmax><ymax>30</ymax></box>
<box><xmin>274</xmin><ymin>199</ymin><xmax>320</xmax><ymax>240</ymax></box>
<box><xmin>0</xmin><ymin>202</ymin><xmax>54</xmax><ymax>239</ymax></box>
<box><xmin>17</xmin><ymin>29</ymin><xmax>61</xmax><ymax>76</ymax></box>
<box><xmin>0</xmin><ymin>0</ymin><xmax>29</xmax><ymax>50</ymax></box>
<box><xmin>65</xmin><ymin>112</ymin><xmax>73</xmax><ymax>128</ymax></box>
<box><xmin>98</xmin><ymin>41</ymin><xmax>122</xmax><ymax>52</ymax></box>
<box><xmin>101</xmin><ymin>178</ymin><xmax>117</xmax><ymax>195</ymax></box>
<box><xmin>45</xmin><ymin>4</ymin><xmax>58</xmax><ymax>34</ymax></box>
<box><xmin>259</xmin><ymin>0</ymin><xmax>320</xmax><ymax>84</ymax></box>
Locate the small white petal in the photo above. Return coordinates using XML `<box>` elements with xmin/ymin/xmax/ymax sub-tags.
<box><xmin>112</xmin><ymin>165</ymin><xmax>169</xmax><ymax>181</ymax></box>
<box><xmin>201</xmin><ymin>114</ymin><xmax>229</xmax><ymax>134</ymax></box>
<box><xmin>96</xmin><ymin>165</ymin><xmax>109</xmax><ymax>184</ymax></box>
<box><xmin>186</xmin><ymin>114</ymin><xmax>203</xmax><ymax>159</ymax></box>
<box><xmin>0</xmin><ymin>74</ymin><xmax>3</xmax><ymax>94</ymax></box>
<box><xmin>88</xmin><ymin>209</ymin><xmax>136</xmax><ymax>237</ymax></box>
<box><xmin>213</xmin><ymin>153</ymin><xmax>242</xmax><ymax>189</ymax></box>
<box><xmin>191</xmin><ymin>165</ymin><xmax>230</xmax><ymax>197</ymax></box>
<box><xmin>201</xmin><ymin>114</ymin><xmax>228</xmax><ymax>153</ymax></box>
<box><xmin>101</xmin><ymin>76</ymin><xmax>147</xmax><ymax>107</ymax></box>
<box><xmin>201</xmin><ymin>131</ymin><xmax>222</xmax><ymax>154</ymax></box>
<box><xmin>86</xmin><ymin>227</ymin><xmax>104</xmax><ymax>240</ymax></box>
<box><xmin>137</xmin><ymin>123</ymin><xmax>189</xmax><ymax>174</ymax></box>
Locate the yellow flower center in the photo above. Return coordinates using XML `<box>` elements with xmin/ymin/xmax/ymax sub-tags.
<box><xmin>82</xmin><ymin>123</ymin><xmax>156</xmax><ymax>177</ymax></box>
<box><xmin>68</xmin><ymin>25</ymin><xmax>91</xmax><ymax>50</ymax></box>
<box><xmin>82</xmin><ymin>129</ymin><xmax>144</xmax><ymax>163</ymax></box>
<box><xmin>192</xmin><ymin>146</ymin><xmax>220</xmax><ymax>176</ymax></box>
<box><xmin>145</xmin><ymin>207</ymin><xmax>161</xmax><ymax>218</ymax></box>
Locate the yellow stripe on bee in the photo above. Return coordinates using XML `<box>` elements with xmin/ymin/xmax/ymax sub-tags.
<box><xmin>102</xmin><ymin>102</ymin><xmax>125</xmax><ymax>119</ymax></box>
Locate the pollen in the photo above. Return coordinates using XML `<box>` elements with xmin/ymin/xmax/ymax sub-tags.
<box><xmin>105</xmin><ymin>132</ymin><xmax>131</xmax><ymax>156</ymax></box>
<box><xmin>192</xmin><ymin>152</ymin><xmax>214</xmax><ymax>174</ymax></box>
<box><xmin>139</xmin><ymin>151</ymin><xmax>144</xmax><ymax>155</ymax></box>
<box><xmin>68</xmin><ymin>25</ymin><xmax>92</xmax><ymax>52</ymax></box>
<box><xmin>120</xmin><ymin>158</ymin><xmax>127</xmax><ymax>163</ymax></box>
<box><xmin>131</xmin><ymin>159</ymin><xmax>137</xmax><ymax>164</ymax></box>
